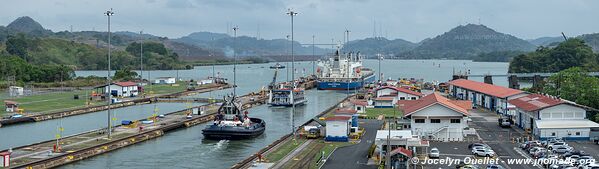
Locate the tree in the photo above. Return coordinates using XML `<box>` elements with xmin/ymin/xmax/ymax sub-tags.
<box><xmin>509</xmin><ymin>39</ymin><xmax>599</xmax><ymax>73</ymax></box>
<box><xmin>113</xmin><ymin>67</ymin><xmax>138</xmax><ymax>81</ymax></box>
<box><xmin>5</xmin><ymin>34</ymin><xmax>28</xmax><ymax>60</ymax></box>
<box><xmin>541</xmin><ymin>67</ymin><xmax>599</xmax><ymax>121</ymax></box>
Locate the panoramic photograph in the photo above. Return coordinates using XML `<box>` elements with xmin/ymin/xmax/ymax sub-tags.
<box><xmin>1</xmin><ymin>0</ymin><xmax>598</xmax><ymax>169</ymax></box>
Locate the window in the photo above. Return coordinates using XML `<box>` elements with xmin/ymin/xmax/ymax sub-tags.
<box><xmin>357</xmin><ymin>107</ymin><xmax>362</xmax><ymax>111</ymax></box>
<box><xmin>451</xmin><ymin>119</ymin><xmax>461</xmax><ymax>123</ymax></box>
<box><xmin>551</xmin><ymin>132</ymin><xmax>556</xmax><ymax>136</ymax></box>
<box><xmin>400</xmin><ymin>97</ymin><xmax>405</xmax><ymax>100</ymax></box>
<box><xmin>411</xmin><ymin>97</ymin><xmax>417</xmax><ymax>100</ymax></box>
<box><xmin>430</xmin><ymin>119</ymin><xmax>441</xmax><ymax>123</ymax></box>
<box><xmin>415</xmin><ymin>119</ymin><xmax>425</xmax><ymax>123</ymax></box>
<box><xmin>576</xmin><ymin>132</ymin><xmax>581</xmax><ymax>136</ymax></box>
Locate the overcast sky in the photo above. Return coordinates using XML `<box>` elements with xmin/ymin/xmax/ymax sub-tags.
<box><xmin>1</xmin><ymin>0</ymin><xmax>598</xmax><ymax>43</ymax></box>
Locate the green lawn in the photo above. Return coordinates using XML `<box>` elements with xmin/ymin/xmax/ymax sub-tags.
<box><xmin>143</xmin><ymin>82</ymin><xmax>188</xmax><ymax>95</ymax></box>
<box><xmin>3</xmin><ymin>90</ymin><xmax>101</xmax><ymax>114</ymax></box>
<box><xmin>266</xmin><ymin>138</ymin><xmax>307</xmax><ymax>162</ymax></box>
<box><xmin>364</xmin><ymin>108</ymin><xmax>403</xmax><ymax>118</ymax></box>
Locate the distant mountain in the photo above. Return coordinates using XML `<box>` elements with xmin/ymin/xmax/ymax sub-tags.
<box><xmin>527</xmin><ymin>36</ymin><xmax>564</xmax><ymax>46</ymax></box>
<box><xmin>6</xmin><ymin>16</ymin><xmax>51</xmax><ymax>35</ymax></box>
<box><xmin>579</xmin><ymin>33</ymin><xmax>599</xmax><ymax>53</ymax></box>
<box><xmin>342</xmin><ymin>37</ymin><xmax>417</xmax><ymax>56</ymax></box>
<box><xmin>174</xmin><ymin>32</ymin><xmax>328</xmax><ymax>58</ymax></box>
<box><xmin>402</xmin><ymin>24</ymin><xmax>536</xmax><ymax>59</ymax></box>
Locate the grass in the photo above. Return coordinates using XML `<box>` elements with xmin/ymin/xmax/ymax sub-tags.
<box><xmin>265</xmin><ymin>138</ymin><xmax>307</xmax><ymax>162</ymax></box>
<box><xmin>3</xmin><ymin>90</ymin><xmax>102</xmax><ymax>114</ymax></box>
<box><xmin>364</xmin><ymin>108</ymin><xmax>403</xmax><ymax>118</ymax></box>
<box><xmin>143</xmin><ymin>81</ymin><xmax>188</xmax><ymax>96</ymax></box>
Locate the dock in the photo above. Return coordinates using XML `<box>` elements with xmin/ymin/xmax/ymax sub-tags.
<box><xmin>0</xmin><ymin>84</ymin><xmax>231</xmax><ymax>127</ymax></box>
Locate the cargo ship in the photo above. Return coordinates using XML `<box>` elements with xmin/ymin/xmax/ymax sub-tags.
<box><xmin>316</xmin><ymin>46</ymin><xmax>375</xmax><ymax>90</ymax></box>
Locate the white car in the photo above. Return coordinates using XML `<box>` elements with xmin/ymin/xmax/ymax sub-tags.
<box><xmin>579</xmin><ymin>163</ymin><xmax>599</xmax><ymax>169</ymax></box>
<box><xmin>429</xmin><ymin>148</ymin><xmax>440</xmax><ymax>158</ymax></box>
<box><xmin>552</xmin><ymin>146</ymin><xmax>572</xmax><ymax>154</ymax></box>
<box><xmin>547</xmin><ymin>142</ymin><xmax>568</xmax><ymax>150</ymax></box>
<box><xmin>473</xmin><ymin>148</ymin><xmax>495</xmax><ymax>157</ymax></box>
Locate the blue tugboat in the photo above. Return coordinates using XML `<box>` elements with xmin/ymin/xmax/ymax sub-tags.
<box><xmin>202</xmin><ymin>95</ymin><xmax>266</xmax><ymax>139</ymax></box>
<box><xmin>316</xmin><ymin>46</ymin><xmax>375</xmax><ymax>90</ymax></box>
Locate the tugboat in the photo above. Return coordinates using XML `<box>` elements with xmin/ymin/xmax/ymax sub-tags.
<box><xmin>268</xmin><ymin>82</ymin><xmax>306</xmax><ymax>107</ymax></box>
<box><xmin>269</xmin><ymin>63</ymin><xmax>286</xmax><ymax>69</ymax></box>
<box><xmin>201</xmin><ymin>95</ymin><xmax>266</xmax><ymax>139</ymax></box>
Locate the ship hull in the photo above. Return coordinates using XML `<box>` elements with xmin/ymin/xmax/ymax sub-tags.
<box><xmin>317</xmin><ymin>74</ymin><xmax>376</xmax><ymax>90</ymax></box>
<box><xmin>202</xmin><ymin>118</ymin><xmax>266</xmax><ymax>140</ymax></box>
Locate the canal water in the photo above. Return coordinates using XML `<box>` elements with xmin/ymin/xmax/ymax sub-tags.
<box><xmin>4</xmin><ymin>59</ymin><xmax>511</xmax><ymax>168</ymax></box>
<box><xmin>0</xmin><ymin>102</ymin><xmax>205</xmax><ymax>150</ymax></box>
<box><xmin>59</xmin><ymin>89</ymin><xmax>347</xmax><ymax>169</ymax></box>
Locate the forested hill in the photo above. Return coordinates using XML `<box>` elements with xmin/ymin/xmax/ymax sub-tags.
<box><xmin>401</xmin><ymin>24</ymin><xmax>536</xmax><ymax>59</ymax></box>
<box><xmin>508</xmin><ymin>38</ymin><xmax>599</xmax><ymax>73</ymax></box>
<box><xmin>341</xmin><ymin>37</ymin><xmax>417</xmax><ymax>56</ymax></box>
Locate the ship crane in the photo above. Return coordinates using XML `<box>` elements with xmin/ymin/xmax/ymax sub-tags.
<box><xmin>268</xmin><ymin>68</ymin><xmax>279</xmax><ymax>90</ymax></box>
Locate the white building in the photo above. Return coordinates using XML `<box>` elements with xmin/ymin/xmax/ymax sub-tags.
<box><xmin>4</xmin><ymin>100</ymin><xmax>18</xmax><ymax>112</ymax></box>
<box><xmin>448</xmin><ymin>79</ymin><xmax>527</xmax><ymax>115</ymax></box>
<box><xmin>324</xmin><ymin>116</ymin><xmax>352</xmax><ymax>142</ymax></box>
<box><xmin>509</xmin><ymin>94</ymin><xmax>599</xmax><ymax>140</ymax></box>
<box><xmin>153</xmin><ymin>77</ymin><xmax>176</xmax><ymax>84</ymax></box>
<box><xmin>103</xmin><ymin>82</ymin><xmax>139</xmax><ymax>97</ymax></box>
<box><xmin>351</xmin><ymin>100</ymin><xmax>367</xmax><ymax>113</ymax></box>
<box><xmin>9</xmin><ymin>86</ymin><xmax>23</xmax><ymax>97</ymax></box>
<box><xmin>374</xmin><ymin>130</ymin><xmax>429</xmax><ymax>168</ymax></box>
<box><xmin>374</xmin><ymin>86</ymin><xmax>423</xmax><ymax>108</ymax></box>
<box><xmin>400</xmin><ymin>93</ymin><xmax>472</xmax><ymax>142</ymax></box>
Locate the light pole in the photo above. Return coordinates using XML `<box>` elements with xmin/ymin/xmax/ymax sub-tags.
<box><xmin>285</xmin><ymin>35</ymin><xmax>290</xmax><ymax>82</ymax></box>
<box><xmin>312</xmin><ymin>35</ymin><xmax>315</xmax><ymax>76</ymax></box>
<box><xmin>104</xmin><ymin>8</ymin><xmax>114</xmax><ymax>139</ymax></box>
<box><xmin>378</xmin><ymin>54</ymin><xmax>383</xmax><ymax>83</ymax></box>
<box><xmin>287</xmin><ymin>9</ymin><xmax>298</xmax><ymax>139</ymax></box>
<box><xmin>140</xmin><ymin>31</ymin><xmax>144</xmax><ymax>81</ymax></box>
<box><xmin>233</xmin><ymin>26</ymin><xmax>239</xmax><ymax>96</ymax></box>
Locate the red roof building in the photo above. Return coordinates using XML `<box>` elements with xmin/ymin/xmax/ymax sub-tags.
<box><xmin>401</xmin><ymin>93</ymin><xmax>470</xmax><ymax>117</ymax></box>
<box><xmin>115</xmin><ymin>81</ymin><xmax>138</xmax><ymax>87</ymax></box>
<box><xmin>448</xmin><ymin>79</ymin><xmax>524</xmax><ymax>98</ymax></box>
<box><xmin>325</xmin><ymin>116</ymin><xmax>352</xmax><ymax>121</ymax></box>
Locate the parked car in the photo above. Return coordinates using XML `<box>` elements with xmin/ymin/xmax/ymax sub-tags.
<box><xmin>548</xmin><ymin>142</ymin><xmax>568</xmax><ymax>150</ymax></box>
<box><xmin>473</xmin><ymin>148</ymin><xmax>495</xmax><ymax>157</ymax></box>
<box><xmin>542</xmin><ymin>138</ymin><xmax>563</xmax><ymax>146</ymax></box>
<box><xmin>552</xmin><ymin>146</ymin><xmax>573</xmax><ymax>154</ymax></box>
<box><xmin>486</xmin><ymin>164</ymin><xmax>504</xmax><ymax>169</ymax></box>
<box><xmin>529</xmin><ymin>147</ymin><xmax>546</xmax><ymax>155</ymax></box>
<box><xmin>429</xmin><ymin>148</ymin><xmax>440</xmax><ymax>158</ymax></box>
<box><xmin>469</xmin><ymin>143</ymin><xmax>490</xmax><ymax>150</ymax></box>
<box><xmin>498</xmin><ymin>116</ymin><xmax>511</xmax><ymax>127</ymax></box>
<box><xmin>579</xmin><ymin>163</ymin><xmax>599</xmax><ymax>169</ymax></box>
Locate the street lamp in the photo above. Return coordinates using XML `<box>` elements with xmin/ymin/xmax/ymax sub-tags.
<box><xmin>232</xmin><ymin>26</ymin><xmax>239</xmax><ymax>96</ymax></box>
<box><xmin>312</xmin><ymin>35</ymin><xmax>315</xmax><ymax>76</ymax></box>
<box><xmin>104</xmin><ymin>8</ymin><xmax>114</xmax><ymax>139</ymax></box>
<box><xmin>140</xmin><ymin>30</ymin><xmax>144</xmax><ymax>81</ymax></box>
<box><xmin>286</xmin><ymin>8</ymin><xmax>298</xmax><ymax>139</ymax></box>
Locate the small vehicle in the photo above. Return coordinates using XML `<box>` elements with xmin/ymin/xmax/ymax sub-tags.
<box><xmin>429</xmin><ymin>148</ymin><xmax>440</xmax><ymax>158</ymax></box>
<box><xmin>306</xmin><ymin>128</ymin><xmax>320</xmax><ymax>139</ymax></box>
<box><xmin>548</xmin><ymin>163</ymin><xmax>573</xmax><ymax>169</ymax></box>
<box><xmin>473</xmin><ymin>148</ymin><xmax>495</xmax><ymax>157</ymax></box>
<box><xmin>158</xmin><ymin>114</ymin><xmax>166</xmax><ymax>118</ymax></box>
<box><xmin>469</xmin><ymin>143</ymin><xmax>490</xmax><ymax>150</ymax></box>
<box><xmin>10</xmin><ymin>114</ymin><xmax>24</xmax><ymax>119</ymax></box>
<box><xmin>528</xmin><ymin>147</ymin><xmax>545</xmax><ymax>155</ymax></box>
<box><xmin>486</xmin><ymin>164</ymin><xmax>505</xmax><ymax>169</ymax></box>
<box><xmin>186</xmin><ymin>115</ymin><xmax>193</xmax><ymax>119</ymax></box>
<box><xmin>552</xmin><ymin>146</ymin><xmax>572</xmax><ymax>154</ymax></box>
<box><xmin>548</xmin><ymin>142</ymin><xmax>568</xmax><ymax>150</ymax></box>
<box><xmin>579</xmin><ymin>163</ymin><xmax>599</xmax><ymax>169</ymax></box>
<box><xmin>498</xmin><ymin>117</ymin><xmax>510</xmax><ymax>127</ymax></box>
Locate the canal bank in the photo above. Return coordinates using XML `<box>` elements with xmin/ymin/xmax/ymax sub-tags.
<box><xmin>0</xmin><ymin>84</ymin><xmax>229</xmax><ymax>127</ymax></box>
<box><xmin>4</xmin><ymin>92</ymin><xmax>266</xmax><ymax>169</ymax></box>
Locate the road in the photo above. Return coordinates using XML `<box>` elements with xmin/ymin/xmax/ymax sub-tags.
<box><xmin>322</xmin><ymin>119</ymin><xmax>383</xmax><ymax>169</ymax></box>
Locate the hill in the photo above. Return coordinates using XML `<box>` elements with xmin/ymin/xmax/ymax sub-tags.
<box><xmin>174</xmin><ymin>32</ymin><xmax>329</xmax><ymax>58</ymax></box>
<box><xmin>580</xmin><ymin>33</ymin><xmax>599</xmax><ymax>53</ymax></box>
<box><xmin>509</xmin><ymin>38</ymin><xmax>599</xmax><ymax>73</ymax></box>
<box><xmin>6</xmin><ymin>16</ymin><xmax>51</xmax><ymax>36</ymax></box>
<box><xmin>527</xmin><ymin>36</ymin><xmax>564</xmax><ymax>46</ymax></box>
<box><xmin>342</xmin><ymin>37</ymin><xmax>417</xmax><ymax>55</ymax></box>
<box><xmin>401</xmin><ymin>24</ymin><xmax>536</xmax><ymax>59</ymax></box>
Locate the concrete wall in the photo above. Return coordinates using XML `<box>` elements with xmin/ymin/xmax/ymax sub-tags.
<box><xmin>539</xmin><ymin>104</ymin><xmax>586</xmax><ymax>120</ymax></box>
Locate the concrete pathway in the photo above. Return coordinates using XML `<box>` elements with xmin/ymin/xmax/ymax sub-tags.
<box><xmin>271</xmin><ymin>139</ymin><xmax>314</xmax><ymax>169</ymax></box>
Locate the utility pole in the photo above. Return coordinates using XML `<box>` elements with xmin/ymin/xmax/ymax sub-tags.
<box><xmin>287</xmin><ymin>9</ymin><xmax>299</xmax><ymax>139</ymax></box>
<box><xmin>312</xmin><ymin>35</ymin><xmax>315</xmax><ymax>76</ymax></box>
<box><xmin>233</xmin><ymin>26</ymin><xmax>239</xmax><ymax>96</ymax></box>
<box><xmin>104</xmin><ymin>8</ymin><xmax>114</xmax><ymax>139</ymax></box>
<box><xmin>140</xmin><ymin>31</ymin><xmax>144</xmax><ymax>81</ymax></box>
